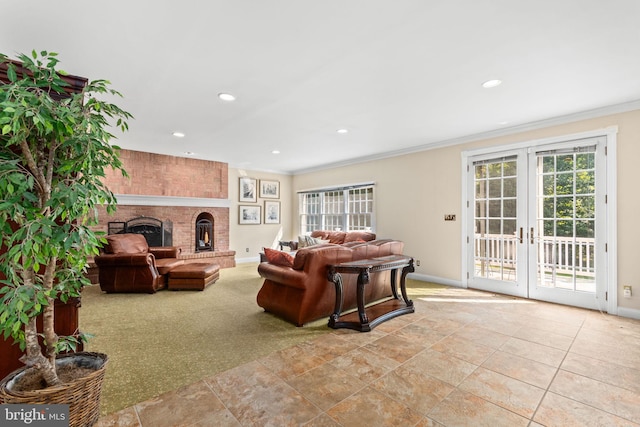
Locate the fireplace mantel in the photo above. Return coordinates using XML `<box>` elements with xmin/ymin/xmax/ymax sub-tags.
<box><xmin>115</xmin><ymin>194</ymin><xmax>231</xmax><ymax>208</ymax></box>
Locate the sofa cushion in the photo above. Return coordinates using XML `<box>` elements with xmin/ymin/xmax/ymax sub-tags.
<box><xmin>342</xmin><ymin>239</ymin><xmax>367</xmax><ymax>248</ymax></box>
<box><xmin>351</xmin><ymin>243</ymin><xmax>381</xmax><ymax>259</ymax></box>
<box><xmin>264</xmin><ymin>248</ymin><xmax>295</xmax><ymax>267</ymax></box>
<box><xmin>291</xmin><ymin>243</ymin><xmax>345</xmax><ymax>270</ymax></box>
<box><xmin>155</xmin><ymin>258</ymin><xmax>185</xmax><ymax>275</ymax></box>
<box><xmin>104</xmin><ymin>234</ymin><xmax>149</xmax><ymax>254</ymax></box>
<box><xmin>310</xmin><ymin>231</ymin><xmax>347</xmax><ymax>244</ymax></box>
<box><xmin>344</xmin><ymin>231</ymin><xmax>376</xmax><ymax>243</ymax></box>
<box><xmin>298</xmin><ymin>235</ymin><xmax>330</xmax><ymax>248</ymax></box>
<box><xmin>292</xmin><ymin>247</ymin><xmax>311</xmax><ymax>270</ymax></box>
<box><xmin>373</xmin><ymin>239</ymin><xmax>405</xmax><ymax>256</ymax></box>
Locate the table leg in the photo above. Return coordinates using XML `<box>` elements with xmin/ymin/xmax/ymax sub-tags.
<box><xmin>400</xmin><ymin>260</ymin><xmax>415</xmax><ymax>307</ymax></box>
<box><xmin>357</xmin><ymin>269</ymin><xmax>370</xmax><ymax>326</ymax></box>
<box><xmin>390</xmin><ymin>268</ymin><xmax>399</xmax><ymax>299</ymax></box>
<box><xmin>327</xmin><ymin>268</ymin><xmax>344</xmax><ymax>328</ymax></box>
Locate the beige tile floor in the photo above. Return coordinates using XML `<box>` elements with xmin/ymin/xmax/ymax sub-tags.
<box><xmin>96</xmin><ymin>286</ymin><xmax>640</xmax><ymax>426</ymax></box>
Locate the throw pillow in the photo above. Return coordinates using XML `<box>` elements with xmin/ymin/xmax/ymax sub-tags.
<box><xmin>298</xmin><ymin>235</ymin><xmax>331</xmax><ymax>248</ymax></box>
<box><xmin>264</xmin><ymin>248</ymin><xmax>294</xmax><ymax>267</ymax></box>
<box><xmin>297</xmin><ymin>235</ymin><xmax>312</xmax><ymax>248</ymax></box>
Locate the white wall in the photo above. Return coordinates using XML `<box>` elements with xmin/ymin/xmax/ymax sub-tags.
<box><xmin>232</xmin><ymin>109</ymin><xmax>640</xmax><ymax>316</ymax></box>
<box><xmin>292</xmin><ymin>146</ymin><xmax>463</xmax><ymax>284</ymax></box>
<box><xmin>229</xmin><ymin>168</ymin><xmax>293</xmax><ymax>263</ymax></box>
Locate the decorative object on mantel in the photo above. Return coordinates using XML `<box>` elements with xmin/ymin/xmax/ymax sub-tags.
<box><xmin>264</xmin><ymin>200</ymin><xmax>281</xmax><ymax>224</ymax></box>
<box><xmin>239</xmin><ymin>176</ymin><xmax>257</xmax><ymax>202</ymax></box>
<box><xmin>239</xmin><ymin>205</ymin><xmax>261</xmax><ymax>224</ymax></box>
<box><xmin>259</xmin><ymin>179</ymin><xmax>280</xmax><ymax>199</ymax></box>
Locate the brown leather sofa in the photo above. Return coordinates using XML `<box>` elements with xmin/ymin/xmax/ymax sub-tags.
<box><xmin>257</xmin><ymin>239</ymin><xmax>404</xmax><ymax>326</ymax></box>
<box><xmin>95</xmin><ymin>234</ymin><xmax>184</xmax><ymax>293</ymax></box>
<box><xmin>280</xmin><ymin>230</ymin><xmax>376</xmax><ymax>251</ymax></box>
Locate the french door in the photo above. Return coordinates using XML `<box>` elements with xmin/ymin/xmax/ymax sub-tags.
<box><xmin>466</xmin><ymin>136</ymin><xmax>607</xmax><ymax>310</ymax></box>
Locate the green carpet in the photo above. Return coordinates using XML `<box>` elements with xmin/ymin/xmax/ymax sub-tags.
<box><xmin>80</xmin><ymin>263</ymin><xmax>330</xmax><ymax>415</ymax></box>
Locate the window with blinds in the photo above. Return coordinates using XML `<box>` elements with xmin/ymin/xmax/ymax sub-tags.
<box><xmin>298</xmin><ymin>184</ymin><xmax>375</xmax><ymax>234</ymax></box>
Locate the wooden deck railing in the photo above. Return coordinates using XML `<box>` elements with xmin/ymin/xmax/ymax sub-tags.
<box><xmin>475</xmin><ymin>234</ymin><xmax>595</xmax><ymax>277</ymax></box>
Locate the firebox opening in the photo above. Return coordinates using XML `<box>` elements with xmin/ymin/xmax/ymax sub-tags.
<box><xmin>108</xmin><ymin>216</ymin><xmax>173</xmax><ymax>247</ymax></box>
<box><xmin>196</xmin><ymin>213</ymin><xmax>214</xmax><ymax>252</ymax></box>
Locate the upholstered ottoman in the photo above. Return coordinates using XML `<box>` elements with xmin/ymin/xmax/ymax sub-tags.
<box><xmin>167</xmin><ymin>263</ymin><xmax>220</xmax><ymax>291</ymax></box>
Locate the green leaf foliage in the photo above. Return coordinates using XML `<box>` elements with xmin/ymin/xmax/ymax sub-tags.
<box><xmin>0</xmin><ymin>51</ymin><xmax>131</xmax><ymax>360</ymax></box>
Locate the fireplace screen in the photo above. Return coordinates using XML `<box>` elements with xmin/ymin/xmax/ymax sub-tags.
<box><xmin>108</xmin><ymin>216</ymin><xmax>173</xmax><ymax>247</ymax></box>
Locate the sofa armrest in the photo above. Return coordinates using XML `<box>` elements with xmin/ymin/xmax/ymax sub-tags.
<box><xmin>257</xmin><ymin>262</ymin><xmax>307</xmax><ymax>290</ymax></box>
<box><xmin>94</xmin><ymin>253</ymin><xmax>155</xmax><ymax>267</ymax></box>
<box><xmin>150</xmin><ymin>246</ymin><xmax>181</xmax><ymax>259</ymax></box>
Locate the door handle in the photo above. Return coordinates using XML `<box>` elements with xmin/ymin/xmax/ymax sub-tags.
<box><xmin>519</xmin><ymin>227</ymin><xmax>523</xmax><ymax>244</ymax></box>
<box><xmin>530</xmin><ymin>227</ymin><xmax>534</xmax><ymax>244</ymax></box>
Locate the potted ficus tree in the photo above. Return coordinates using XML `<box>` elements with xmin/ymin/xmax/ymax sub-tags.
<box><xmin>0</xmin><ymin>50</ymin><xmax>131</xmax><ymax>425</ymax></box>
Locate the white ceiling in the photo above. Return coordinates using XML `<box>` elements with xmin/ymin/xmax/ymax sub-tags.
<box><xmin>2</xmin><ymin>1</ymin><xmax>640</xmax><ymax>174</ymax></box>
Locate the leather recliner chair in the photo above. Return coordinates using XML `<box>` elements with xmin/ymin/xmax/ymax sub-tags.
<box><xmin>95</xmin><ymin>233</ymin><xmax>183</xmax><ymax>293</ymax></box>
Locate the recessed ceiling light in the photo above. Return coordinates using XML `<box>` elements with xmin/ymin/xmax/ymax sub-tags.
<box><xmin>172</xmin><ymin>131</ymin><xmax>185</xmax><ymax>138</ymax></box>
<box><xmin>184</xmin><ymin>151</ymin><xmax>196</xmax><ymax>155</ymax></box>
<box><xmin>337</xmin><ymin>128</ymin><xmax>349</xmax><ymax>134</ymax></box>
<box><xmin>498</xmin><ymin>121</ymin><xmax>509</xmax><ymax>125</ymax></box>
<box><xmin>482</xmin><ymin>79</ymin><xmax>502</xmax><ymax>88</ymax></box>
<box><xmin>218</xmin><ymin>93</ymin><xmax>236</xmax><ymax>101</ymax></box>
<box><xmin>271</xmin><ymin>150</ymin><xmax>280</xmax><ymax>154</ymax></box>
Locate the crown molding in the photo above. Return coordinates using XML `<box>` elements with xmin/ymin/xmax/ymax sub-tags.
<box><xmin>292</xmin><ymin>99</ymin><xmax>640</xmax><ymax>175</ymax></box>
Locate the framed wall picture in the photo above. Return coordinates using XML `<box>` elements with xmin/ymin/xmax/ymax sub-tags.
<box><xmin>264</xmin><ymin>200</ymin><xmax>280</xmax><ymax>224</ymax></box>
<box><xmin>259</xmin><ymin>179</ymin><xmax>280</xmax><ymax>199</ymax></box>
<box><xmin>239</xmin><ymin>205</ymin><xmax>261</xmax><ymax>224</ymax></box>
<box><xmin>239</xmin><ymin>177</ymin><xmax>257</xmax><ymax>202</ymax></box>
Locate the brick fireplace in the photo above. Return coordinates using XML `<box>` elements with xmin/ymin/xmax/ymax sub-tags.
<box><xmin>94</xmin><ymin>150</ymin><xmax>235</xmax><ymax>268</ymax></box>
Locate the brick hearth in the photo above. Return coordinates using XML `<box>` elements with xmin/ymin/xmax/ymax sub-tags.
<box><xmin>95</xmin><ymin>150</ymin><xmax>235</xmax><ymax>268</ymax></box>
<box><xmin>95</xmin><ymin>205</ymin><xmax>235</xmax><ymax>268</ymax></box>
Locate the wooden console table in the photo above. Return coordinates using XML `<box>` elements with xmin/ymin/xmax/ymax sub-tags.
<box><xmin>327</xmin><ymin>255</ymin><xmax>415</xmax><ymax>332</ymax></box>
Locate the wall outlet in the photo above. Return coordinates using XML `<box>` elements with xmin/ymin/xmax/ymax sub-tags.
<box><xmin>444</xmin><ymin>214</ymin><xmax>456</xmax><ymax>221</ymax></box>
<box><xmin>246</xmin><ymin>247</ymin><xmax>250</xmax><ymax>252</ymax></box>
<box><xmin>623</xmin><ymin>285</ymin><xmax>632</xmax><ymax>298</ymax></box>
<box><xmin>416</xmin><ymin>260</ymin><xmax>421</xmax><ymax>266</ymax></box>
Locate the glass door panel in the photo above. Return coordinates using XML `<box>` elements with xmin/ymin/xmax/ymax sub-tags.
<box><xmin>469</xmin><ymin>153</ymin><xmax>527</xmax><ymax>297</ymax></box>
<box><xmin>467</xmin><ymin>137</ymin><xmax>605</xmax><ymax>310</ymax></box>
<box><xmin>529</xmin><ymin>142</ymin><xmax>604</xmax><ymax>309</ymax></box>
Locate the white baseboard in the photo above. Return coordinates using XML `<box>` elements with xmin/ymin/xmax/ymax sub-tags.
<box><xmin>617</xmin><ymin>306</ymin><xmax>640</xmax><ymax>320</ymax></box>
<box><xmin>408</xmin><ymin>273</ymin><xmax>464</xmax><ymax>288</ymax></box>
<box><xmin>236</xmin><ymin>256</ymin><xmax>261</xmax><ymax>264</ymax></box>
<box><xmin>409</xmin><ymin>273</ymin><xmax>640</xmax><ymax>321</ymax></box>
<box><xmin>231</xmin><ymin>263</ymin><xmax>640</xmax><ymax>320</ymax></box>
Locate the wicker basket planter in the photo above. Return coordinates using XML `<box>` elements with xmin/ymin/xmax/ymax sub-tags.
<box><xmin>0</xmin><ymin>352</ymin><xmax>108</xmax><ymax>427</ymax></box>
